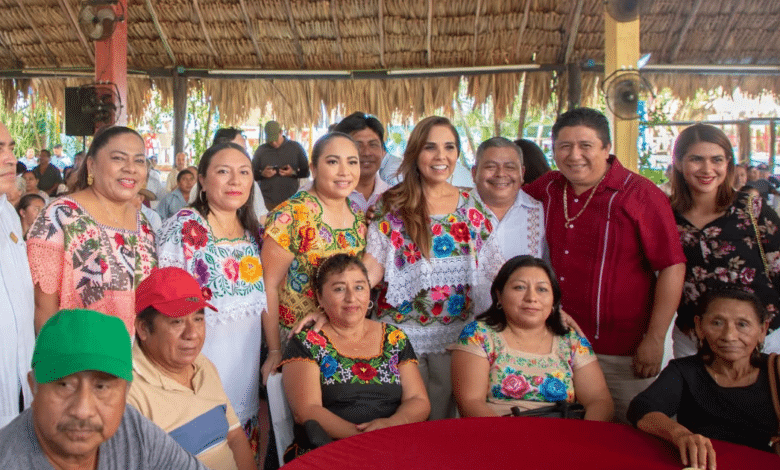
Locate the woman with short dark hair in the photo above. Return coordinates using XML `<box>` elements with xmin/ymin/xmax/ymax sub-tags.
<box><xmin>450</xmin><ymin>255</ymin><xmax>613</xmax><ymax>420</ymax></box>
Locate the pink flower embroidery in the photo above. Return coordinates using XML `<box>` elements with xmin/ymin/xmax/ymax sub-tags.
<box><xmin>223</xmin><ymin>258</ymin><xmax>239</xmax><ymax>282</ymax></box>
<box><xmin>431</xmin><ymin>285</ymin><xmax>451</xmax><ymax>301</ymax></box>
<box><xmin>501</xmin><ymin>374</ymin><xmax>530</xmax><ymax>399</ymax></box>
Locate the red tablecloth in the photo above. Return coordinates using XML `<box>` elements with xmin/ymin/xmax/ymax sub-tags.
<box><xmin>282</xmin><ymin>417</ymin><xmax>780</xmax><ymax>469</ymax></box>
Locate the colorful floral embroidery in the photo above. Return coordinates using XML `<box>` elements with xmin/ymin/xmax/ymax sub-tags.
<box><xmin>284</xmin><ymin>324</ymin><xmax>416</xmax><ymax>386</ymax></box>
<box><xmin>455</xmin><ymin>321</ymin><xmax>595</xmax><ymax>405</ymax></box>
<box><xmin>156</xmin><ymin>210</ymin><xmax>266</xmax><ymax>310</ymax></box>
<box><xmin>370</xmin><ymin>192</ymin><xmax>491</xmax><ymax>328</ymax></box>
<box><xmin>26</xmin><ymin>197</ymin><xmax>157</xmax><ymax>335</ymax></box>
<box><xmin>265</xmin><ymin>191</ymin><xmax>366</xmax><ymax>328</ymax></box>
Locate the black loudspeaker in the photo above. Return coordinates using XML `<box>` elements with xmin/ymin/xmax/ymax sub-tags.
<box><xmin>65</xmin><ymin>87</ymin><xmax>96</xmax><ymax>136</ymax></box>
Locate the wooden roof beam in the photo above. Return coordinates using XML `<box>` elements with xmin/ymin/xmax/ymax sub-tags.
<box><xmin>330</xmin><ymin>0</ymin><xmax>344</xmax><ymax>67</ymax></box>
<box><xmin>237</xmin><ymin>0</ymin><xmax>263</xmax><ymax>66</ymax></box>
<box><xmin>471</xmin><ymin>0</ymin><xmax>482</xmax><ymax>66</ymax></box>
<box><xmin>426</xmin><ymin>0</ymin><xmax>433</xmax><ymax>66</ymax></box>
<box><xmin>514</xmin><ymin>0</ymin><xmax>532</xmax><ymax>63</ymax></box>
<box><xmin>144</xmin><ymin>0</ymin><xmax>176</xmax><ymax>66</ymax></box>
<box><xmin>562</xmin><ymin>0</ymin><xmax>584</xmax><ymax>64</ymax></box>
<box><xmin>57</xmin><ymin>0</ymin><xmax>95</xmax><ymax>65</ymax></box>
<box><xmin>192</xmin><ymin>0</ymin><xmax>221</xmax><ymax>66</ymax></box>
<box><xmin>15</xmin><ymin>0</ymin><xmax>59</xmax><ymax>67</ymax></box>
<box><xmin>378</xmin><ymin>0</ymin><xmax>385</xmax><ymax>68</ymax></box>
<box><xmin>669</xmin><ymin>0</ymin><xmax>703</xmax><ymax>63</ymax></box>
<box><xmin>282</xmin><ymin>0</ymin><xmax>305</xmax><ymax>69</ymax></box>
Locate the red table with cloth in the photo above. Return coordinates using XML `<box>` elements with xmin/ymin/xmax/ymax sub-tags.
<box><xmin>282</xmin><ymin>417</ymin><xmax>780</xmax><ymax>469</ymax></box>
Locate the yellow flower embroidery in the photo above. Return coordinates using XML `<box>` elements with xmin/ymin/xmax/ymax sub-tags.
<box><xmin>276</xmin><ymin>233</ymin><xmax>291</xmax><ymax>249</ymax></box>
<box><xmin>293</xmin><ymin>205</ymin><xmax>309</xmax><ymax>222</ymax></box>
<box><xmin>239</xmin><ymin>256</ymin><xmax>262</xmax><ymax>284</ymax></box>
<box><xmin>388</xmin><ymin>329</ymin><xmax>404</xmax><ymax>345</ymax></box>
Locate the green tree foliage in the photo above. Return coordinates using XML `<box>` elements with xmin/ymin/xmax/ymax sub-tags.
<box><xmin>0</xmin><ymin>92</ymin><xmax>61</xmax><ymax>156</ymax></box>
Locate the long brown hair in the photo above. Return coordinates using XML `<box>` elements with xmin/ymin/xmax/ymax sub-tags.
<box><xmin>381</xmin><ymin>116</ymin><xmax>461</xmax><ymax>257</ymax></box>
<box><xmin>670</xmin><ymin>124</ymin><xmax>736</xmax><ymax>213</ymax></box>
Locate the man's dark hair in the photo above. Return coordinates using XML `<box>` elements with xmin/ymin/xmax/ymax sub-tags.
<box><xmin>333</xmin><ymin>112</ymin><xmax>386</xmax><ymax>151</ymax></box>
<box><xmin>551</xmin><ymin>107</ymin><xmax>611</xmax><ymax>148</ymax></box>
<box><xmin>135</xmin><ymin>306</ymin><xmax>159</xmax><ymax>342</ymax></box>
<box><xmin>213</xmin><ymin>128</ymin><xmax>244</xmax><ymax>146</ymax></box>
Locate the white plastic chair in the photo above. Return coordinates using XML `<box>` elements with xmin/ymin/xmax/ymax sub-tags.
<box><xmin>267</xmin><ymin>372</ymin><xmax>294</xmax><ymax>467</ymax></box>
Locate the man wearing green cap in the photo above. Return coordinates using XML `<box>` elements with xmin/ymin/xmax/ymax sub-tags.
<box><xmin>252</xmin><ymin>120</ymin><xmax>309</xmax><ymax>210</ymax></box>
<box><xmin>0</xmin><ymin>309</ymin><xmax>208</xmax><ymax>470</ymax></box>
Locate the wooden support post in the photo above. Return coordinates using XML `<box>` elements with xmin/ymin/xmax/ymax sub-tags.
<box><xmin>738</xmin><ymin>122</ymin><xmax>751</xmax><ymax>165</ymax></box>
<box><xmin>567</xmin><ymin>63</ymin><xmax>581</xmax><ymax>111</ymax></box>
<box><xmin>173</xmin><ymin>72</ymin><xmax>187</xmax><ymax>156</ymax></box>
<box><xmin>95</xmin><ymin>0</ymin><xmax>128</xmax><ymax>127</ymax></box>
<box><xmin>604</xmin><ymin>13</ymin><xmax>639</xmax><ymax>172</ymax></box>
<box><xmin>770</xmin><ymin>120</ymin><xmax>776</xmax><ymax>172</ymax></box>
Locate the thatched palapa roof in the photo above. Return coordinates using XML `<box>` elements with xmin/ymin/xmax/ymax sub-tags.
<box><xmin>0</xmin><ymin>0</ymin><xmax>778</xmax><ymax>127</ymax></box>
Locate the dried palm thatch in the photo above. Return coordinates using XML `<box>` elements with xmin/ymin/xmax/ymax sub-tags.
<box><xmin>0</xmin><ymin>0</ymin><xmax>776</xmax><ymax>128</ymax></box>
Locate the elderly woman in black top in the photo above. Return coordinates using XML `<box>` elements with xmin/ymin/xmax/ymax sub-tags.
<box><xmin>628</xmin><ymin>288</ymin><xmax>777</xmax><ymax>470</ymax></box>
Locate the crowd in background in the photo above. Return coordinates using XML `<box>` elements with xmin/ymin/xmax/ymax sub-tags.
<box><xmin>0</xmin><ymin>108</ymin><xmax>779</xmax><ymax>470</ymax></box>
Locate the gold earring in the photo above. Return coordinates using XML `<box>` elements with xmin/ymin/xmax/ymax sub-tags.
<box><xmin>87</xmin><ymin>173</ymin><xmax>94</xmax><ymax>186</ymax></box>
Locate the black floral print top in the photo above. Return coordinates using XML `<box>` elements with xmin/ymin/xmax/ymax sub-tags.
<box><xmin>280</xmin><ymin>323</ymin><xmax>417</xmax><ymax>424</ymax></box>
<box><xmin>676</xmin><ymin>192</ymin><xmax>780</xmax><ymax>332</ymax></box>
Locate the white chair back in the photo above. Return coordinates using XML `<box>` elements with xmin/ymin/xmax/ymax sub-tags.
<box><xmin>267</xmin><ymin>372</ymin><xmax>294</xmax><ymax>467</ymax></box>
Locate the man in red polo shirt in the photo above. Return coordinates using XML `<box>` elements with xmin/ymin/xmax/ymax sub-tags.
<box><xmin>524</xmin><ymin>108</ymin><xmax>685</xmax><ymax>423</ymax></box>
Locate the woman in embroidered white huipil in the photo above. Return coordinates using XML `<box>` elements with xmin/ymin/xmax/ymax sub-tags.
<box><xmin>156</xmin><ymin>142</ymin><xmax>267</xmax><ymax>449</ymax></box>
<box><xmin>363</xmin><ymin>116</ymin><xmax>492</xmax><ymax>420</ymax></box>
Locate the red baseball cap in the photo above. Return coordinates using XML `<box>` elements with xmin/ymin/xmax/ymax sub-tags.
<box><xmin>135</xmin><ymin>267</ymin><xmax>217</xmax><ymax>317</ymax></box>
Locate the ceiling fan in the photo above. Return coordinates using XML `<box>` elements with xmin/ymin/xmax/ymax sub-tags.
<box><xmin>78</xmin><ymin>0</ymin><xmax>123</xmax><ymax>41</ymax></box>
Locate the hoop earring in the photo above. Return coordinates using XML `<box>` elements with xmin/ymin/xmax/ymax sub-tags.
<box><xmin>87</xmin><ymin>173</ymin><xmax>94</xmax><ymax>186</ymax></box>
<box><xmin>496</xmin><ymin>302</ymin><xmax>502</xmax><ymax>310</ymax></box>
<box><xmin>368</xmin><ymin>300</ymin><xmax>374</xmax><ymax>310</ymax></box>
<box><xmin>198</xmin><ymin>190</ymin><xmax>207</xmax><ymax>204</ymax></box>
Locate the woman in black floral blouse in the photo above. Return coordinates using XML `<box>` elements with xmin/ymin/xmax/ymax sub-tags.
<box><xmin>670</xmin><ymin>124</ymin><xmax>780</xmax><ymax>357</ymax></box>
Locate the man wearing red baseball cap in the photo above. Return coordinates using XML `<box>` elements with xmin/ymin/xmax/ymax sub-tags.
<box><xmin>128</xmin><ymin>267</ymin><xmax>256</xmax><ymax>470</ymax></box>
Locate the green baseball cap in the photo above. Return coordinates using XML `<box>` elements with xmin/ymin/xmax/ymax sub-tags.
<box><xmin>32</xmin><ymin>309</ymin><xmax>133</xmax><ymax>383</ymax></box>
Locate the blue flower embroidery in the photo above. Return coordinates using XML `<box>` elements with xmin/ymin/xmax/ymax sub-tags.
<box><xmin>320</xmin><ymin>355</ymin><xmax>338</xmax><ymax>378</ymax></box>
<box><xmin>458</xmin><ymin>321</ymin><xmax>477</xmax><ymax>340</ymax></box>
<box><xmin>398</xmin><ymin>301</ymin><xmax>413</xmax><ymax>315</ymax></box>
<box><xmin>491</xmin><ymin>384</ymin><xmax>502</xmax><ymax>399</ymax></box>
<box><xmin>288</xmin><ymin>259</ymin><xmax>309</xmax><ymax>293</ymax></box>
<box><xmin>432</xmin><ymin>235</ymin><xmax>455</xmax><ymax>258</ymax></box>
<box><xmin>578</xmin><ymin>335</ymin><xmax>592</xmax><ymax>349</ymax></box>
<box><xmin>447</xmin><ymin>294</ymin><xmax>466</xmax><ymax>316</ymax></box>
<box><xmin>539</xmin><ymin>376</ymin><xmax>568</xmax><ymax>401</ymax></box>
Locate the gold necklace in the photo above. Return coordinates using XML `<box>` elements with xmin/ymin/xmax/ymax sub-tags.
<box><xmin>562</xmin><ymin>173</ymin><xmax>607</xmax><ymax>229</ymax></box>
<box><xmin>92</xmin><ymin>187</ymin><xmax>128</xmax><ymax>228</ymax></box>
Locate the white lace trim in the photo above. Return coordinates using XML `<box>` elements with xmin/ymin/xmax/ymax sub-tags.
<box><xmin>205</xmin><ymin>298</ymin><xmax>266</xmax><ymax>326</ymax></box>
<box><xmin>367</xmin><ymin>223</ymin><xmax>478</xmax><ymax>307</ymax></box>
<box><xmin>390</xmin><ymin>321</ymin><xmax>465</xmax><ymax>355</ymax></box>
<box><xmin>156</xmin><ymin>252</ymin><xmax>186</xmax><ymax>270</ymax></box>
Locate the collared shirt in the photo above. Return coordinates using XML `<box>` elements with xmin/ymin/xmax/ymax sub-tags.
<box><xmin>470</xmin><ymin>188</ymin><xmax>547</xmax><ymax>316</ymax></box>
<box><xmin>348</xmin><ymin>173</ymin><xmax>390</xmax><ymax>213</ymax></box>
<box><xmin>524</xmin><ymin>156</ymin><xmax>685</xmax><ymax>356</ymax></box>
<box><xmin>156</xmin><ymin>188</ymin><xmax>187</xmax><ymax>220</ymax></box>
<box><xmin>0</xmin><ymin>196</ymin><xmax>35</xmax><ymax>428</ymax></box>
<box><xmin>379</xmin><ymin>153</ymin><xmax>403</xmax><ymax>186</ymax></box>
<box><xmin>127</xmin><ymin>342</ymin><xmax>240</xmax><ymax>470</ymax></box>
